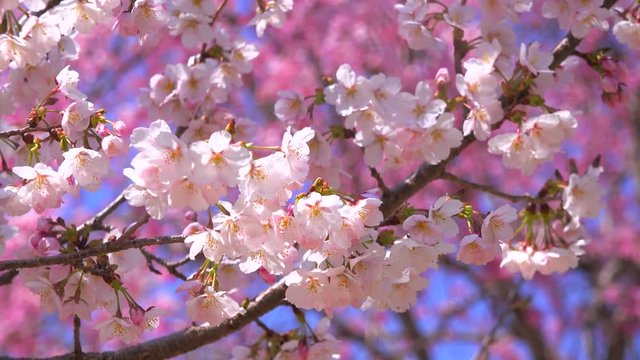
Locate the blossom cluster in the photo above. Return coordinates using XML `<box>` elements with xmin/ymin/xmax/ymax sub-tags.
<box><xmin>0</xmin><ymin>65</ymin><xmax>128</xmax><ymax>217</ymax></box>
<box><xmin>0</xmin><ymin>0</ymin><xmax>622</xmax><ymax>355</ymax></box>
<box><xmin>141</xmin><ymin>31</ymin><xmax>259</xmax><ymax>126</ymax></box>
<box><xmin>18</xmin><ymin>225</ymin><xmax>156</xmax><ymax>344</ymax></box>
<box><xmin>500</xmin><ymin>165</ymin><xmax>604</xmax><ymax>279</ymax></box>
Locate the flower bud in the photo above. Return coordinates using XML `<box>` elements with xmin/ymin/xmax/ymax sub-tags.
<box><xmin>182</xmin><ymin>222</ymin><xmax>205</xmax><ymax>236</ymax></box>
<box><xmin>95</xmin><ymin>123</ymin><xmax>110</xmax><ymax>137</ymax></box>
<box><xmin>435</xmin><ymin>68</ymin><xmax>450</xmax><ymax>86</ymax></box>
<box><xmin>113</xmin><ymin>120</ymin><xmax>128</xmax><ymax>136</ymax></box>
<box><xmin>184</xmin><ymin>211</ymin><xmax>198</xmax><ymax>222</ymax></box>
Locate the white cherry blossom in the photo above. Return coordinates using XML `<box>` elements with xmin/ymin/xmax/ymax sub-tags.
<box><xmin>324</xmin><ymin>64</ymin><xmax>373</xmax><ymax>117</ymax></box>
<box><xmin>274</xmin><ymin>90</ymin><xmax>306</xmax><ymax>122</ymax></box>
<box><xmin>58</xmin><ymin>148</ymin><xmax>109</xmax><ymax>190</ymax></box>
<box><xmin>249</xmin><ymin>0</ymin><xmax>294</xmax><ymax>37</ymax></box>
<box><xmin>563</xmin><ymin>165</ymin><xmax>603</xmax><ymax>219</ymax></box>
<box><xmin>185</xmin><ymin>287</ymin><xmax>243</xmax><ymax>326</ymax></box>
<box><xmin>481</xmin><ymin>204</ymin><xmax>518</xmax><ymax>243</ymax></box>
<box><xmin>13</xmin><ymin>163</ymin><xmax>69</xmax><ymax>213</ymax></box>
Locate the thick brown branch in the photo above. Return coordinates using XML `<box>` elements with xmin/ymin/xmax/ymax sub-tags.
<box><xmin>0</xmin><ymin>236</ymin><xmax>184</xmax><ymax>272</ymax></box>
<box><xmin>510</xmin><ymin>305</ymin><xmax>558</xmax><ymax>360</ymax></box>
<box><xmin>549</xmin><ymin>0</ymin><xmax>617</xmax><ymax>69</ymax></box>
<box><xmin>379</xmin><ymin>133</ymin><xmax>474</xmax><ymax>218</ymax></box>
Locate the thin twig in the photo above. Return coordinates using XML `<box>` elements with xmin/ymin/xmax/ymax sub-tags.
<box><xmin>0</xmin><ymin>235</ymin><xmax>184</xmax><ymax>272</ymax></box>
<box><xmin>398</xmin><ymin>310</ymin><xmax>430</xmax><ymax>360</ymax></box>
<box><xmin>119</xmin><ymin>214</ymin><xmax>151</xmax><ymax>241</ymax></box>
<box><xmin>369</xmin><ymin>167</ymin><xmax>390</xmax><ymax>194</ymax></box>
<box><xmin>472</xmin><ymin>280</ymin><xmax>522</xmax><ymax>360</ymax></box>
<box><xmin>254</xmin><ymin>318</ymin><xmax>278</xmax><ymax>337</ymax></box>
<box><xmin>442</xmin><ymin>172</ymin><xmax>543</xmax><ymax>203</ymax></box>
<box><xmin>166</xmin><ymin>256</ymin><xmax>191</xmax><ymax>268</ymax></box>
<box><xmin>0</xmin><ymin>126</ymin><xmax>59</xmax><ymax>139</ymax></box>
<box><xmin>140</xmin><ymin>250</ymin><xmax>188</xmax><ymax>280</ymax></box>
<box><xmin>210</xmin><ymin>0</ymin><xmax>230</xmax><ymax>26</ymax></box>
<box><xmin>32</xmin><ymin>0</ymin><xmax>63</xmax><ymax>16</ymax></box>
<box><xmin>432</xmin><ymin>294</ymin><xmax>482</xmax><ymax>340</ymax></box>
<box><xmin>0</xmin><ymin>269</ymin><xmax>18</xmax><ymax>286</ymax></box>
<box><xmin>77</xmin><ymin>193</ymin><xmax>127</xmax><ymax>234</ymax></box>
<box><xmin>73</xmin><ymin>315</ymin><xmax>82</xmax><ymax>356</ymax></box>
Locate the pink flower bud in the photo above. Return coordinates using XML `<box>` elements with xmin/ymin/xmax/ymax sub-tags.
<box><xmin>184</xmin><ymin>211</ymin><xmax>198</xmax><ymax>222</ymax></box>
<box><xmin>29</xmin><ymin>232</ymin><xmax>44</xmax><ymax>249</ymax></box>
<box><xmin>113</xmin><ymin>120</ymin><xmax>128</xmax><ymax>136</ymax></box>
<box><xmin>36</xmin><ymin>217</ymin><xmax>51</xmax><ymax>232</ymax></box>
<box><xmin>182</xmin><ymin>222</ymin><xmax>205</xmax><ymax>236</ymax></box>
<box><xmin>129</xmin><ymin>307</ymin><xmax>145</xmax><ymax>326</ymax></box>
<box><xmin>600</xmin><ymin>57</ymin><xmax>617</xmax><ymax>73</ymax></box>
<box><xmin>95</xmin><ymin>123</ymin><xmax>110</xmax><ymax>137</ymax></box>
<box><xmin>286</xmin><ymin>203</ymin><xmax>295</xmax><ymax>216</ymax></box>
<box><xmin>258</xmin><ymin>267</ymin><xmax>276</xmax><ymax>284</ymax></box>
<box><xmin>435</xmin><ymin>68</ymin><xmax>450</xmax><ymax>85</ymax></box>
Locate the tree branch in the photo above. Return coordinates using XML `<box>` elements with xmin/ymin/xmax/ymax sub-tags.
<box><xmin>472</xmin><ymin>280</ymin><xmax>521</xmax><ymax>360</ymax></box>
<box><xmin>398</xmin><ymin>310</ymin><xmax>430</xmax><ymax>360</ymax></box>
<box><xmin>76</xmin><ymin>193</ymin><xmax>127</xmax><ymax>234</ymax></box>
<box><xmin>0</xmin><ymin>269</ymin><xmax>18</xmax><ymax>286</ymax></box>
<box><xmin>0</xmin><ymin>235</ymin><xmax>184</xmax><ymax>272</ymax></box>
<box><xmin>32</xmin><ymin>0</ymin><xmax>64</xmax><ymax>17</ymax></box>
<box><xmin>370</xmin><ymin>167</ymin><xmax>390</xmax><ymax>194</ymax></box>
<box><xmin>0</xmin><ymin>125</ymin><xmax>60</xmax><ymax>139</ymax></box>
<box><xmin>442</xmin><ymin>172</ymin><xmax>543</xmax><ymax>203</ymax></box>
<box><xmin>549</xmin><ymin>0</ymin><xmax>617</xmax><ymax>69</ymax></box>
<box><xmin>73</xmin><ymin>315</ymin><xmax>82</xmax><ymax>356</ymax></box>
<box><xmin>140</xmin><ymin>250</ymin><xmax>188</xmax><ymax>281</ymax></box>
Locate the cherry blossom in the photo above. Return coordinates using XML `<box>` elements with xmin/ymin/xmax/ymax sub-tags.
<box><xmin>95</xmin><ymin>317</ymin><xmax>139</xmax><ymax>344</ymax></box>
<box><xmin>13</xmin><ymin>163</ymin><xmax>69</xmax><ymax>214</ymax></box>
<box><xmin>457</xmin><ymin>234</ymin><xmax>500</xmax><ymax>265</ymax></box>
<box><xmin>184</xmin><ymin>228</ymin><xmax>228</xmax><ymax>261</ymax></box>
<box><xmin>481</xmin><ymin>204</ymin><xmax>518</xmax><ymax>243</ymax></box>
<box><xmin>324</xmin><ymin>64</ymin><xmax>373</xmax><ymax>117</ymax></box>
<box><xmin>613</xmin><ymin>20</ymin><xmax>640</xmax><ymax>49</ymax></box>
<box><xmin>58</xmin><ymin>148</ymin><xmax>109</xmax><ymax>191</ymax></box>
<box><xmin>274</xmin><ymin>90</ymin><xmax>306</xmax><ymax>122</ymax></box>
<box><xmin>563</xmin><ymin>165</ymin><xmax>604</xmax><ymax>220</ymax></box>
<box><xmin>249</xmin><ymin>0</ymin><xmax>294</xmax><ymax>37</ymax></box>
<box><xmin>185</xmin><ymin>286</ymin><xmax>243</xmax><ymax>326</ymax></box>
